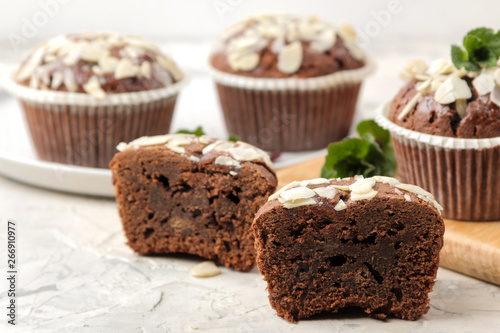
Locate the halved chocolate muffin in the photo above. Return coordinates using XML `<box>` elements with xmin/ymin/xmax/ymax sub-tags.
<box><xmin>110</xmin><ymin>134</ymin><xmax>277</xmax><ymax>271</ymax></box>
<box><xmin>253</xmin><ymin>176</ymin><xmax>444</xmax><ymax>321</ymax></box>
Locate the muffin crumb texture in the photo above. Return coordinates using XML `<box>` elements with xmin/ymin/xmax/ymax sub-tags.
<box><xmin>211</xmin><ymin>14</ymin><xmax>365</xmax><ymax>78</ymax></box>
<box><xmin>254</xmin><ymin>176</ymin><xmax>444</xmax><ymax>322</ymax></box>
<box><xmin>16</xmin><ymin>32</ymin><xmax>183</xmax><ymax>98</ymax></box>
<box><xmin>110</xmin><ymin>134</ymin><xmax>277</xmax><ymax>271</ymax></box>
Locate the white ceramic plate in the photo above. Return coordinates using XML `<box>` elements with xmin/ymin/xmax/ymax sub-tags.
<box><xmin>0</xmin><ymin>88</ymin><xmax>325</xmax><ymax>197</ymax></box>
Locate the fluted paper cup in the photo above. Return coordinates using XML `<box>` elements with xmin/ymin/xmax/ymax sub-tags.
<box><xmin>209</xmin><ymin>57</ymin><xmax>375</xmax><ymax>151</ymax></box>
<box><xmin>376</xmin><ymin>103</ymin><xmax>500</xmax><ymax>221</ymax></box>
<box><xmin>2</xmin><ymin>74</ymin><xmax>186</xmax><ymax>168</ymax></box>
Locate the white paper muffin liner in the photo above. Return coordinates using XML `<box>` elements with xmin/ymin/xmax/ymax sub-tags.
<box><xmin>1</xmin><ymin>74</ymin><xmax>187</xmax><ymax>168</ymax></box>
<box><xmin>208</xmin><ymin>57</ymin><xmax>376</xmax><ymax>151</ymax></box>
<box><xmin>376</xmin><ymin>103</ymin><xmax>500</xmax><ymax>221</ymax></box>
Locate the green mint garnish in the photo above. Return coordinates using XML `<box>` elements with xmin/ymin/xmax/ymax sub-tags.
<box><xmin>320</xmin><ymin>120</ymin><xmax>396</xmax><ymax>179</ymax></box>
<box><xmin>451</xmin><ymin>27</ymin><xmax>500</xmax><ymax>71</ymax></box>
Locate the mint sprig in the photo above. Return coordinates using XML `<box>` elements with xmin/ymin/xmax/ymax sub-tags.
<box><xmin>451</xmin><ymin>27</ymin><xmax>500</xmax><ymax>71</ymax></box>
<box><xmin>320</xmin><ymin>120</ymin><xmax>396</xmax><ymax>179</ymax></box>
<box><xmin>176</xmin><ymin>126</ymin><xmax>206</xmax><ymax>136</ymax></box>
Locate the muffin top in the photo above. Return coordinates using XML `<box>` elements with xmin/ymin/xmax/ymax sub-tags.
<box><xmin>389</xmin><ymin>60</ymin><xmax>500</xmax><ymax>139</ymax></box>
<box><xmin>15</xmin><ymin>32</ymin><xmax>183</xmax><ymax>99</ymax></box>
<box><xmin>262</xmin><ymin>175</ymin><xmax>442</xmax><ymax>214</ymax></box>
<box><xmin>210</xmin><ymin>13</ymin><xmax>365</xmax><ymax>78</ymax></box>
<box><xmin>116</xmin><ymin>133</ymin><xmax>275</xmax><ymax>173</ymax></box>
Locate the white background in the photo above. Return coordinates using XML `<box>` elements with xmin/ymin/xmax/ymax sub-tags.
<box><xmin>1</xmin><ymin>0</ymin><xmax>500</xmax><ymax>47</ymax></box>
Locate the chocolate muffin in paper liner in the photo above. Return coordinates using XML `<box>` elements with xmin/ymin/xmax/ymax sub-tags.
<box><xmin>377</xmin><ymin>58</ymin><xmax>500</xmax><ymax>221</ymax></box>
<box><xmin>209</xmin><ymin>14</ymin><xmax>375</xmax><ymax>151</ymax></box>
<box><xmin>3</xmin><ymin>31</ymin><xmax>185</xmax><ymax>168</ymax></box>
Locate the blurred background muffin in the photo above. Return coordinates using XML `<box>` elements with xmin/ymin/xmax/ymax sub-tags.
<box><xmin>4</xmin><ymin>31</ymin><xmax>185</xmax><ymax>168</ymax></box>
<box><xmin>209</xmin><ymin>13</ymin><xmax>375</xmax><ymax>151</ymax></box>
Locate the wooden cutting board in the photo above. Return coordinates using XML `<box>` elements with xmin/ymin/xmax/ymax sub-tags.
<box><xmin>276</xmin><ymin>157</ymin><xmax>500</xmax><ymax>286</ymax></box>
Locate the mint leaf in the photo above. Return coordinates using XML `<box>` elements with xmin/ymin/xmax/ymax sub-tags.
<box><xmin>452</xmin><ymin>27</ymin><xmax>500</xmax><ymax>71</ymax></box>
<box><xmin>451</xmin><ymin>45</ymin><xmax>480</xmax><ymax>71</ymax></box>
<box><xmin>321</xmin><ymin>138</ymin><xmax>383</xmax><ymax>178</ymax></box>
<box><xmin>320</xmin><ymin>119</ymin><xmax>396</xmax><ymax>179</ymax></box>
<box><xmin>464</xmin><ymin>34</ymin><xmax>497</xmax><ymax>67</ymax></box>
<box><xmin>176</xmin><ymin>126</ymin><xmax>206</xmax><ymax>136</ymax></box>
<box><xmin>467</xmin><ymin>27</ymin><xmax>495</xmax><ymax>43</ymax></box>
<box><xmin>228</xmin><ymin>134</ymin><xmax>239</xmax><ymax>142</ymax></box>
<box><xmin>487</xmin><ymin>31</ymin><xmax>500</xmax><ymax>57</ymax></box>
<box><xmin>356</xmin><ymin>120</ymin><xmax>396</xmax><ymax>175</ymax></box>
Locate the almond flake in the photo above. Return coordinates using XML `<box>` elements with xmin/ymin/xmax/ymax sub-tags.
<box><xmin>63</xmin><ymin>69</ymin><xmax>78</xmax><ymax>92</ymax></box>
<box><xmin>271</xmin><ymin>36</ymin><xmax>285</xmax><ymax>53</ymax></box>
<box><xmin>119</xmin><ymin>135</ymin><xmax>170</xmax><ymax>150</ymax></box>
<box><xmin>299</xmin><ymin>178</ymin><xmax>330</xmax><ymax>187</ymax></box>
<box><xmin>400</xmin><ymin>59</ymin><xmax>427</xmax><ymax>81</ymax></box>
<box><xmin>268</xmin><ymin>181</ymin><xmax>299</xmax><ymax>201</ymax></box>
<box><xmin>495</xmin><ymin>68</ymin><xmax>500</xmax><ymax>86</ymax></box>
<box><xmin>416</xmin><ymin>79</ymin><xmax>432</xmax><ymax>93</ymax></box>
<box><xmin>283</xmin><ymin>198</ymin><xmax>317</xmax><ymax>209</ymax></box>
<box><xmin>330</xmin><ymin>185</ymin><xmax>350</xmax><ymax>191</ymax></box>
<box><xmin>472</xmin><ymin>71</ymin><xmax>495</xmax><ymax>96</ymax></box>
<box><xmin>167</xmin><ymin>135</ymin><xmax>193</xmax><ymax>147</ymax></box>
<box><xmin>434</xmin><ymin>76</ymin><xmax>471</xmax><ymax>104</ymax></box>
<box><xmin>228</xmin><ymin>52</ymin><xmax>260</xmax><ymax>71</ymax></box>
<box><xmin>190</xmin><ymin>261</ymin><xmax>221</xmax><ymax>278</ymax></box>
<box><xmin>280</xmin><ymin>187</ymin><xmax>316</xmax><ymax>201</ymax></box>
<box><xmin>140</xmin><ymin>61</ymin><xmax>152</xmax><ymax>78</ymax></box>
<box><xmin>349</xmin><ymin>178</ymin><xmax>376</xmax><ymax>194</ymax></box>
<box><xmin>167</xmin><ymin>146</ymin><xmax>185</xmax><ymax>154</ymax></box>
<box><xmin>395</xmin><ymin>183</ymin><xmax>435</xmax><ymax>200</ymax></box>
<box><xmin>83</xmin><ymin>76</ymin><xmax>106</xmax><ymax>99</ymax></box>
<box><xmin>50</xmin><ymin>71</ymin><xmax>64</xmax><ymax>89</ymax></box>
<box><xmin>92</xmin><ymin>66</ymin><xmax>103</xmax><ymax>75</ymax></box>
<box><xmin>334</xmin><ymin>199</ymin><xmax>347</xmax><ymax>211</ymax></box>
<box><xmin>452</xmin><ymin>77</ymin><xmax>472</xmax><ymax>100</ymax></box>
<box><xmin>339</xmin><ymin>22</ymin><xmax>357</xmax><ymax>41</ymax></box>
<box><xmin>351</xmin><ymin>189</ymin><xmax>378</xmax><ymax>201</ymax></box>
<box><xmin>313</xmin><ymin>187</ymin><xmax>337</xmax><ymax>199</ymax></box>
<box><xmin>214</xmin><ymin>156</ymin><xmax>241</xmax><ymax>168</ymax></box>
<box><xmin>277</xmin><ymin>41</ymin><xmax>303</xmax><ymax>74</ymax></box>
<box><xmin>98</xmin><ymin>55</ymin><xmax>119</xmax><ymax>73</ymax></box>
<box><xmin>394</xmin><ymin>189</ymin><xmax>403</xmax><ymax>195</ymax></box>
<box><xmin>398</xmin><ymin>92</ymin><xmax>422</xmax><ymax>120</ymax></box>
<box><xmin>310</xmin><ymin>29</ymin><xmax>335</xmax><ymax>53</ymax></box>
<box><xmin>297</xmin><ymin>21</ymin><xmax>317</xmax><ymax>41</ymax></box>
<box><xmin>456</xmin><ymin>99</ymin><xmax>467</xmax><ymax>118</ymax></box>
<box><xmin>372</xmin><ymin>176</ymin><xmax>400</xmax><ymax>186</ymax></box>
<box><xmin>17</xmin><ymin>46</ymin><xmax>45</xmax><ymax>81</ymax></box>
<box><xmin>427</xmin><ymin>59</ymin><xmax>455</xmax><ymax>75</ymax></box>
<box><xmin>63</xmin><ymin>46</ymin><xmax>82</xmax><ymax>66</ymax></box>
<box><xmin>114</xmin><ymin>58</ymin><xmax>139</xmax><ymax>79</ymax></box>
<box><xmin>158</xmin><ymin>55</ymin><xmax>183</xmax><ymax>81</ymax></box>
<box><xmin>188</xmin><ymin>155</ymin><xmax>200</xmax><ymax>163</ymax></box>
<box><xmin>491</xmin><ymin>86</ymin><xmax>500</xmax><ymax>107</ymax></box>
<box><xmin>80</xmin><ymin>44</ymin><xmax>109</xmax><ymax>62</ymax></box>
<box><xmin>404</xmin><ymin>194</ymin><xmax>412</xmax><ymax>202</ymax></box>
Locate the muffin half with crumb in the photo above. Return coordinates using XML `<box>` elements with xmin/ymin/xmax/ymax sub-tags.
<box><xmin>3</xmin><ymin>31</ymin><xmax>185</xmax><ymax>168</ymax></box>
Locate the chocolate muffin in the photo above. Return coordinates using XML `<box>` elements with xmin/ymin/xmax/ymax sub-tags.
<box><xmin>110</xmin><ymin>134</ymin><xmax>277</xmax><ymax>271</ymax></box>
<box><xmin>209</xmin><ymin>14</ymin><xmax>375</xmax><ymax>151</ymax></box>
<box><xmin>377</xmin><ymin>58</ymin><xmax>500</xmax><ymax>220</ymax></box>
<box><xmin>4</xmin><ymin>32</ymin><xmax>185</xmax><ymax>168</ymax></box>
<box><xmin>253</xmin><ymin>176</ymin><xmax>444</xmax><ymax>322</ymax></box>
